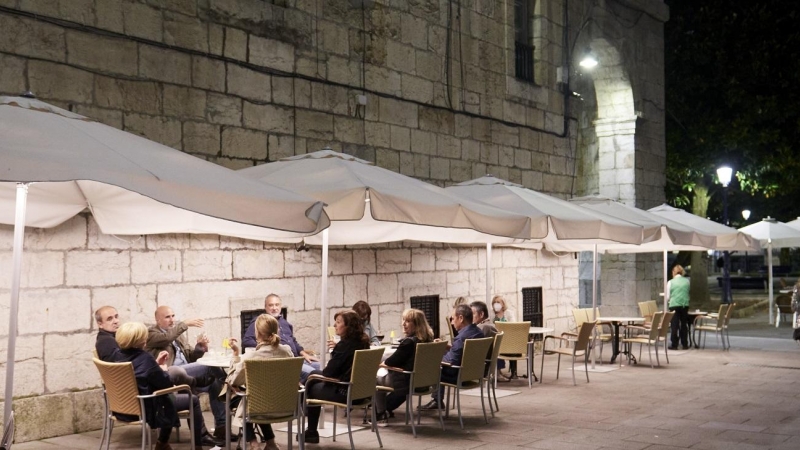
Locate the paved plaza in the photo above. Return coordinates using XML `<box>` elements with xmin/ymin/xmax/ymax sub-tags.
<box><xmin>17</xmin><ymin>309</ymin><xmax>800</xmax><ymax>450</ymax></box>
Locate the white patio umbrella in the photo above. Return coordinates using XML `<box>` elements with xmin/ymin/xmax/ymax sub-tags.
<box><xmin>0</xmin><ymin>96</ymin><xmax>330</xmax><ymax>434</ymax></box>
<box><xmin>648</xmin><ymin>204</ymin><xmax>759</xmax><ymax>252</ymax></box>
<box><xmin>739</xmin><ymin>218</ymin><xmax>800</xmax><ymax>325</ymax></box>
<box><xmin>239</xmin><ymin>150</ymin><xmax>534</xmax><ymax>363</ymax></box>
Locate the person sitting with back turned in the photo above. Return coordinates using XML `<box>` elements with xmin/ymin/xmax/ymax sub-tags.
<box><xmin>146</xmin><ymin>306</ymin><xmax>227</xmax><ymax>445</ymax></box>
<box><xmin>94</xmin><ymin>306</ymin><xmax>196</xmax><ymax>389</ymax></box>
<box><xmin>420</xmin><ymin>304</ymin><xmax>483</xmax><ymax>410</ymax></box>
<box><xmin>242</xmin><ymin>293</ymin><xmax>320</xmax><ymax>382</ymax></box>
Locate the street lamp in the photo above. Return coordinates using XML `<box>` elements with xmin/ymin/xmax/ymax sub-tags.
<box><xmin>742</xmin><ymin>209</ymin><xmax>751</xmax><ymax>272</ymax></box>
<box><xmin>717</xmin><ymin>166</ymin><xmax>733</xmax><ymax>304</ymax></box>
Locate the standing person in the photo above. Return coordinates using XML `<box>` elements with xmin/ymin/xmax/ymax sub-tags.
<box><xmin>227</xmin><ymin>314</ymin><xmax>293</xmax><ymax>450</ymax></box>
<box><xmin>373</xmin><ymin>309</ymin><xmax>434</xmax><ymax>425</ymax></box>
<box><xmin>243</xmin><ymin>293</ymin><xmax>320</xmax><ymax>382</ymax></box>
<box><xmin>115</xmin><ymin>322</ymin><xmax>209</xmax><ymax>450</ymax></box>
<box><xmin>147</xmin><ymin>306</ymin><xmax>227</xmax><ymax>444</ymax></box>
<box><xmin>667</xmin><ymin>264</ymin><xmax>690</xmax><ymax>350</ymax></box>
<box><xmin>491</xmin><ymin>295</ymin><xmax>515</xmax><ymax>322</ymax></box>
<box><xmin>303</xmin><ymin>310</ymin><xmax>370</xmax><ymax>444</ymax></box>
<box><xmin>420</xmin><ymin>304</ymin><xmax>483</xmax><ymax>410</ymax></box>
<box><xmin>353</xmin><ymin>300</ymin><xmax>381</xmax><ymax>346</ymax></box>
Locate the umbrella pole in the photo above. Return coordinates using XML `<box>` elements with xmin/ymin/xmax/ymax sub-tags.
<box><xmin>486</xmin><ymin>243</ymin><xmax>492</xmax><ymax>304</ymax></box>
<box><xmin>4</xmin><ymin>183</ymin><xmax>28</xmax><ymax>429</ymax></box>
<box><xmin>768</xmin><ymin>241</ymin><xmax>774</xmax><ymax>325</ymax></box>
<box><xmin>663</xmin><ymin>250</ymin><xmax>668</xmax><ymax>311</ymax></box>
<box><xmin>320</xmin><ymin>229</ymin><xmax>329</xmax><ymax>366</ymax></box>
<box><xmin>591</xmin><ymin>244</ymin><xmax>597</xmax><ymax>368</ymax></box>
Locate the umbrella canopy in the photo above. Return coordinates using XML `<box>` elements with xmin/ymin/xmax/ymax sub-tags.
<box><xmin>785</xmin><ymin>217</ymin><xmax>800</xmax><ymax>231</ymax></box>
<box><xmin>0</xmin><ymin>95</ymin><xmax>330</xmax><ymax>431</ymax></box>
<box><xmin>739</xmin><ymin>218</ymin><xmax>800</xmax><ymax>325</ymax></box>
<box><xmin>0</xmin><ymin>96</ymin><xmax>330</xmax><ymax>238</ymax></box>
<box><xmin>238</xmin><ymin>150</ymin><xmax>533</xmax><ymax>245</ymax></box>
<box><xmin>445</xmin><ymin>176</ymin><xmax>647</xmax><ymax>245</ymax></box>
<box><xmin>648</xmin><ymin>204</ymin><xmax>759</xmax><ymax>252</ymax></box>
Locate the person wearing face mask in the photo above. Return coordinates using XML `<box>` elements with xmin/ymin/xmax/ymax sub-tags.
<box><xmin>491</xmin><ymin>295</ymin><xmax>515</xmax><ymax>322</ymax></box>
<box><xmin>242</xmin><ymin>293</ymin><xmax>320</xmax><ymax>383</ymax></box>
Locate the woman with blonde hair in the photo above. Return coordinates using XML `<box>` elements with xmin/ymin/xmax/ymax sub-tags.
<box><xmin>491</xmin><ymin>295</ymin><xmax>515</xmax><ymax>322</ymax></box>
<box><xmin>115</xmin><ymin>322</ymin><xmax>207</xmax><ymax>450</ymax></box>
<box><xmin>666</xmin><ymin>264</ymin><xmax>690</xmax><ymax>350</ymax></box>
<box><xmin>372</xmin><ymin>309</ymin><xmax>435</xmax><ymax>425</ymax></box>
<box><xmin>228</xmin><ymin>314</ymin><xmax>293</xmax><ymax>450</ymax></box>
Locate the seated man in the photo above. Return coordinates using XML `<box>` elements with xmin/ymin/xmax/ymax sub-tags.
<box><xmin>146</xmin><ymin>306</ymin><xmax>228</xmax><ymax>444</ymax></box>
<box><xmin>470</xmin><ymin>301</ymin><xmax>497</xmax><ymax>339</ymax></box>
<box><xmin>94</xmin><ymin>306</ymin><xmax>196</xmax><ymax>389</ymax></box>
<box><xmin>243</xmin><ymin>293</ymin><xmax>320</xmax><ymax>383</ymax></box>
<box><xmin>420</xmin><ymin>304</ymin><xmax>484</xmax><ymax>410</ymax></box>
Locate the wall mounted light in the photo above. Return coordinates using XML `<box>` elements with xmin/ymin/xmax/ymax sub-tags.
<box><xmin>579</xmin><ymin>48</ymin><xmax>598</xmax><ymax>68</ymax></box>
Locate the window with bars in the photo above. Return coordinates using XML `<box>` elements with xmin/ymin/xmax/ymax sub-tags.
<box><xmin>521</xmin><ymin>287</ymin><xmax>543</xmax><ymax>340</ymax></box>
<box><xmin>514</xmin><ymin>0</ymin><xmax>536</xmax><ymax>83</ymax></box>
<box><xmin>410</xmin><ymin>294</ymin><xmax>441</xmax><ymax>339</ymax></box>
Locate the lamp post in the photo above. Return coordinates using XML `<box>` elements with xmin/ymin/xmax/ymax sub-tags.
<box><xmin>742</xmin><ymin>209</ymin><xmax>751</xmax><ymax>273</ymax></box>
<box><xmin>717</xmin><ymin>166</ymin><xmax>733</xmax><ymax>304</ymax></box>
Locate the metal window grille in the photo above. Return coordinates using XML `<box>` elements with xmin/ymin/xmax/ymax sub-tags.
<box><xmin>515</xmin><ymin>42</ymin><xmax>535</xmax><ymax>82</ymax></box>
<box><xmin>521</xmin><ymin>287</ymin><xmax>543</xmax><ymax>341</ymax></box>
<box><xmin>514</xmin><ymin>0</ymin><xmax>535</xmax><ymax>83</ymax></box>
<box><xmin>410</xmin><ymin>295</ymin><xmax>441</xmax><ymax>339</ymax></box>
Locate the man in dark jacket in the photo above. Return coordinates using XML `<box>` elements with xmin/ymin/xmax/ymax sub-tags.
<box><xmin>420</xmin><ymin>304</ymin><xmax>484</xmax><ymax>409</ymax></box>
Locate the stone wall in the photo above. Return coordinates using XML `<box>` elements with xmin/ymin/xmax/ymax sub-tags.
<box><xmin>0</xmin><ymin>0</ymin><xmax>667</xmax><ymax>441</ymax></box>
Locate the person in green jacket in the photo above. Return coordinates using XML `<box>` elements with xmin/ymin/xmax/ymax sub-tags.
<box><xmin>667</xmin><ymin>264</ymin><xmax>690</xmax><ymax>350</ymax></box>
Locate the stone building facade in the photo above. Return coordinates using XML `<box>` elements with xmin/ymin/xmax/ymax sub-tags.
<box><xmin>0</xmin><ymin>0</ymin><xmax>668</xmax><ymax>441</ymax></box>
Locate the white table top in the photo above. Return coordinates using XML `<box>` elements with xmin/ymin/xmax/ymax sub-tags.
<box><xmin>195</xmin><ymin>354</ymin><xmax>232</xmax><ymax>368</ymax></box>
<box><xmin>599</xmin><ymin>317</ymin><xmax>645</xmax><ymax>323</ymax></box>
<box><xmin>529</xmin><ymin>327</ymin><xmax>554</xmax><ymax>334</ymax></box>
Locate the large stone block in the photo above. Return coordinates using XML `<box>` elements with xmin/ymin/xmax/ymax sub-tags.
<box><xmin>437</xmin><ymin>134</ymin><xmax>460</xmax><ymax>159</ymax></box>
<box><xmin>401</xmin><ymin>74</ymin><xmax>434</xmax><ymax>103</ymax></box>
<box><xmin>458</xmin><ymin>248</ymin><xmax>480</xmax><ymax>270</ymax></box>
<box><xmin>249</xmin><ymin>35</ymin><xmax>295</xmax><ymax>72</ymax></box>
<box><xmin>164</xmin><ymin>11</ymin><xmax>208</xmax><ymax>52</ymax></box>
<box><xmin>45</xmin><ymin>333</ymin><xmax>98</xmax><ymax>391</ymax></box>
<box><xmin>183</xmin><ymin>121</ymin><xmax>221</xmax><ymax>156</ymax></box>
<box><xmin>139</xmin><ymin>45</ymin><xmax>191</xmax><ymax>85</ymax></box>
<box><xmin>368</xmin><ymin>273</ymin><xmax>399</xmax><ymax>305</ymax></box>
<box><xmin>207</xmin><ymin>93</ymin><xmax>242</xmax><ymax>126</ymax></box>
<box><xmin>183</xmin><ymin>250</ymin><xmax>233</xmax><ymax>281</ymax></box>
<box><xmin>401</xmin><ymin>14</ymin><xmax>428</xmax><ymax>49</ymax></box>
<box><xmin>271</xmin><ymin>75</ymin><xmax>295</xmax><ymax>106</ymax></box>
<box><xmin>0</xmin><ymin>53</ymin><xmax>25</xmax><ymax>95</ymax></box>
<box><xmin>123</xmin><ymin>0</ymin><xmax>163</xmax><ymax>41</ymax></box>
<box><xmin>376</xmin><ymin>249</ymin><xmax>411</xmax><ymax>273</ymax></box>
<box><xmin>243</xmin><ymin>101</ymin><xmax>294</xmax><ymax>134</ymax></box>
<box><xmin>343</xmin><ymin>274</ymin><xmax>368</xmax><ymax>304</ymax></box>
<box><xmin>91</xmin><ymin>284</ymin><xmax>158</xmax><ymax>324</ymax></box>
<box><xmin>0</xmin><ymin>14</ymin><xmax>65</xmax><ymax>62</ymax></box>
<box><xmin>96</xmin><ymin>0</ymin><xmax>124</xmax><ymax>33</ymax></box>
<box><xmin>378</xmin><ymin>97</ymin><xmax>418</xmax><ymax>128</ymax></box>
<box><xmin>227</xmin><ymin>64</ymin><xmax>272</xmax><ymax>102</ymax></box>
<box><xmin>131</xmin><ymin>250</ymin><xmax>181</xmax><ymax>284</ymax></box>
<box><xmin>66</xmin><ymin>31</ymin><xmax>137</xmax><ymax>75</ymax></box>
<box><xmin>411</xmin><ymin>248</ymin><xmax>435</xmax><ymax>272</ymax></box>
<box><xmin>304</xmin><ymin>275</ymin><xmax>343</xmax><ymax>310</ymax></box>
<box><xmin>446</xmin><ymin>271</ymin><xmax>469</xmax><ymax>298</ymax></box>
<box><xmin>429</xmin><ymin>157</ymin><xmax>449</xmax><ymax>180</ymax></box>
<box><xmin>123</xmin><ymin>113</ymin><xmax>182</xmax><ymax>149</ymax></box>
<box><xmin>311</xmin><ymin>82</ymin><xmax>349</xmax><ymax>115</ymax></box>
<box><xmin>66</xmin><ymin>251</ymin><xmax>130</xmax><ymax>286</ymax></box>
<box><xmin>72</xmin><ymin>389</ymin><xmax>104</xmax><ymax>433</ymax></box>
<box><xmin>87</xmin><ymin>218</ymin><xmax>145</xmax><ymax>250</ymax></box>
<box><xmin>163</xmin><ymin>85</ymin><xmax>206</xmax><ymax>120</ymax></box>
<box><xmin>329</xmin><ymin>250</ymin><xmax>353</xmax><ymax>276</ymax></box>
<box><xmin>410</xmin><ymin>129</ymin><xmax>437</xmax><ymax>155</ymax></box>
<box><xmin>232</xmin><ymin>249</ymin><xmax>284</xmax><ymax>279</ymax></box>
<box><xmin>494</xmin><ymin>268</ymin><xmax>518</xmax><ymax>294</ymax></box>
<box><xmin>192</xmin><ymin>56</ymin><xmax>226</xmax><ymax>92</ymax></box>
<box><xmin>353</xmin><ymin>249</ymin><xmax>376</xmax><ymax>274</ymax></box>
<box><xmin>95</xmin><ymin>76</ymin><xmax>161</xmax><ymax>115</ymax></box>
<box><xmin>18</xmin><ymin>288</ymin><xmax>90</xmax><ymax>334</ymax></box>
<box><xmin>21</xmin><ymin>215</ymin><xmax>86</xmax><ymax>250</ymax></box>
<box><xmin>0</xmin><ymin>335</ymin><xmax>44</xmax><ymax>398</ymax></box>
<box><xmin>376</xmin><ymin>148</ymin><xmax>400</xmax><ymax>172</ymax></box>
<box><xmin>365</xmin><ymin>65</ymin><xmax>402</xmax><ymax>96</ymax></box>
<box><xmin>268</xmin><ymin>134</ymin><xmax>296</xmax><ymax>160</ymax></box>
<box><xmin>398</xmin><ymin>271</ymin><xmax>446</xmax><ymax>300</ymax></box>
<box><xmin>285</xmin><ymin>249</ymin><xmax>321</xmax><ymax>277</ymax></box>
<box><xmin>28</xmin><ymin>61</ymin><xmax>93</xmax><ymax>103</ymax></box>
<box><xmin>9</xmin><ymin>392</ymin><xmax>74</xmax><ymax>442</ymax></box>
<box><xmin>435</xmin><ymin>248</ymin><xmax>458</xmax><ymax>271</ymax></box>
<box><xmin>0</xmin><ymin>251</ymin><xmax>63</xmax><ymax>289</ymax></box>
<box><xmin>221</xmin><ymin>127</ymin><xmax>268</xmax><ymax>160</ymax></box>
<box><xmin>386</xmin><ymin>40</ymin><xmax>415</xmax><ymax>72</ymax></box>
<box><xmin>365</xmin><ymin>122</ymin><xmax>391</xmax><ymax>148</ymax></box>
<box><xmin>295</xmin><ymin>110</ymin><xmax>334</xmax><ymax>139</ymax></box>
<box><xmin>334</xmin><ymin>116</ymin><xmax>365</xmax><ymax>144</ymax></box>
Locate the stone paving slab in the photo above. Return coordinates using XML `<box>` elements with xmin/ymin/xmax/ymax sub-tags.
<box><xmin>15</xmin><ymin>336</ymin><xmax>800</xmax><ymax>449</ymax></box>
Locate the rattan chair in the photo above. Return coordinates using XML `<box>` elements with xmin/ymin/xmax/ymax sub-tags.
<box><xmin>540</xmin><ymin>321</ymin><xmax>596</xmax><ymax>385</ymax></box>
<box><xmin>239</xmin><ymin>357</ymin><xmax>306</xmax><ymax>450</ymax></box>
<box><xmin>495</xmin><ymin>322</ymin><xmax>533</xmax><ymax>388</ymax></box>
<box><xmin>621</xmin><ymin>312</ymin><xmax>663</xmax><ymax>368</ymax></box>
<box><xmin>696</xmin><ymin>305</ymin><xmax>727</xmax><ymax>350</ymax></box>
<box><xmin>93</xmin><ymin>358</ymin><xmax>195</xmax><ymax>450</ymax></box>
<box><xmin>484</xmin><ymin>331</ymin><xmax>504</xmax><ymax>416</ymax></box>
<box><xmin>657</xmin><ymin>311</ymin><xmax>675</xmax><ymax>363</ymax></box>
<box><xmin>305</xmin><ymin>347</ymin><xmax>385</xmax><ymax>450</ymax></box>
<box><xmin>441</xmin><ymin>336</ymin><xmax>494</xmax><ymax>429</ymax></box>
<box><xmin>386</xmin><ymin>340</ymin><xmax>448</xmax><ymax>437</ymax></box>
<box><xmin>722</xmin><ymin>302</ymin><xmax>736</xmax><ymax>350</ymax></box>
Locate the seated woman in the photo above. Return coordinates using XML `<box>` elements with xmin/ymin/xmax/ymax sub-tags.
<box><xmin>491</xmin><ymin>295</ymin><xmax>514</xmax><ymax>322</ymax></box>
<box><xmin>373</xmin><ymin>308</ymin><xmax>434</xmax><ymax>424</ymax></box>
<box><xmin>227</xmin><ymin>314</ymin><xmax>293</xmax><ymax>450</ymax></box>
<box><xmin>303</xmin><ymin>310</ymin><xmax>370</xmax><ymax>444</ymax></box>
<box><xmin>353</xmin><ymin>300</ymin><xmax>381</xmax><ymax>346</ymax></box>
<box><xmin>115</xmin><ymin>322</ymin><xmax>206</xmax><ymax>450</ymax></box>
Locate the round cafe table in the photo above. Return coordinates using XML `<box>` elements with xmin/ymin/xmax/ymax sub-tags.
<box><xmin>527</xmin><ymin>327</ymin><xmax>554</xmax><ymax>382</ymax></box>
<box><xmin>598</xmin><ymin>317</ymin><xmax>644</xmax><ymax>364</ymax></box>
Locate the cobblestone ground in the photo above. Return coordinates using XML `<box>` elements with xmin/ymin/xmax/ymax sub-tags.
<box><xmin>18</xmin><ymin>310</ymin><xmax>800</xmax><ymax>450</ymax></box>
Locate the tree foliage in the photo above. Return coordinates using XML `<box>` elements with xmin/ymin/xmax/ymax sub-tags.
<box><xmin>665</xmin><ymin>0</ymin><xmax>800</xmax><ymax>225</ymax></box>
